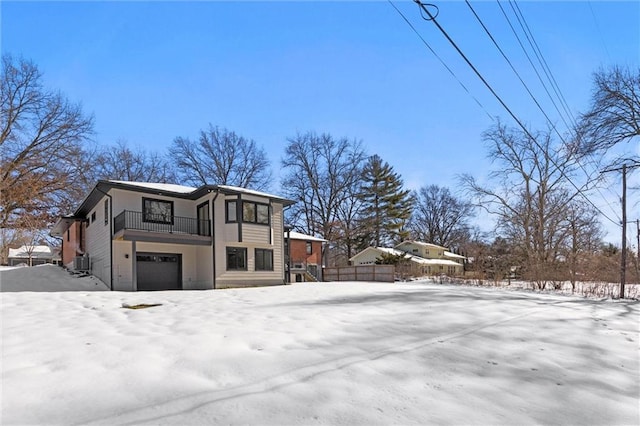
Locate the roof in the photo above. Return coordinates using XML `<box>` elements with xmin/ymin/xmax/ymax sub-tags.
<box><xmin>109</xmin><ymin>180</ymin><xmax>197</xmax><ymax>194</ymax></box>
<box><xmin>51</xmin><ymin>180</ymin><xmax>296</xmax><ymax>237</ymax></box>
<box><xmin>8</xmin><ymin>246</ymin><xmax>53</xmax><ymax>259</ymax></box>
<box><xmin>77</xmin><ymin>180</ymin><xmax>295</xmax><ymax>217</ymax></box>
<box><xmin>396</xmin><ymin>240</ymin><xmax>448</xmax><ymax>251</ymax></box>
<box><xmin>350</xmin><ymin>246</ymin><xmax>463</xmax><ymax>267</ymax></box>
<box><xmin>444</xmin><ymin>251</ymin><xmax>466</xmax><ymax>259</ymax></box>
<box><xmin>286</xmin><ymin>231</ymin><xmax>327</xmax><ymax>242</ymax></box>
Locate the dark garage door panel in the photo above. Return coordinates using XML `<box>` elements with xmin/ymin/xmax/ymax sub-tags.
<box><xmin>137</xmin><ymin>253</ymin><xmax>182</xmax><ymax>291</ymax></box>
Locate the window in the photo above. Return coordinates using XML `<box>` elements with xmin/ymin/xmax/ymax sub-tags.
<box><xmin>104</xmin><ymin>199</ymin><xmax>109</xmax><ymax>226</ymax></box>
<box><xmin>66</xmin><ymin>229</ymin><xmax>70</xmax><ymax>242</ymax></box>
<box><xmin>227</xmin><ymin>200</ymin><xmax>270</xmax><ymax>225</ymax></box>
<box><xmin>306</xmin><ymin>241</ymin><xmax>312</xmax><ymax>255</ymax></box>
<box><xmin>226</xmin><ymin>247</ymin><xmax>247</xmax><ymax>271</ymax></box>
<box><xmin>256</xmin><ymin>204</ymin><xmax>269</xmax><ymax>224</ymax></box>
<box><xmin>243</xmin><ymin>201</ymin><xmax>269</xmax><ymax>225</ymax></box>
<box><xmin>255</xmin><ymin>248</ymin><xmax>273</xmax><ymax>271</ymax></box>
<box><xmin>197</xmin><ymin>201</ymin><xmax>210</xmax><ymax>236</ymax></box>
<box><xmin>142</xmin><ymin>197</ymin><xmax>173</xmax><ymax>224</ymax></box>
<box><xmin>226</xmin><ymin>200</ymin><xmax>237</xmax><ymax>223</ymax></box>
<box><xmin>243</xmin><ymin>202</ymin><xmax>256</xmax><ymax>223</ymax></box>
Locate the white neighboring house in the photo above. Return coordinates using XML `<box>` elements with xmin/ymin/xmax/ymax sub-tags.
<box><xmin>350</xmin><ymin>241</ymin><xmax>465</xmax><ymax>276</ymax></box>
<box><xmin>7</xmin><ymin>245</ymin><xmax>56</xmax><ymax>267</ymax></box>
<box><xmin>51</xmin><ymin>180</ymin><xmax>295</xmax><ymax>291</ymax></box>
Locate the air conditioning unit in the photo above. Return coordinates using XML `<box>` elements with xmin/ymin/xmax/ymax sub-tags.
<box><xmin>73</xmin><ymin>256</ymin><xmax>90</xmax><ymax>272</ymax></box>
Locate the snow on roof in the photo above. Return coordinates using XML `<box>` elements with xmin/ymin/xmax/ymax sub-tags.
<box><xmin>287</xmin><ymin>231</ymin><xmax>327</xmax><ymax>242</ymax></box>
<box><xmin>351</xmin><ymin>246</ymin><xmax>462</xmax><ymax>266</ymax></box>
<box><xmin>108</xmin><ymin>181</ymin><xmax>293</xmax><ymax>202</ymax></box>
<box><xmin>216</xmin><ymin>185</ymin><xmax>291</xmax><ymax>201</ymax></box>
<box><xmin>8</xmin><ymin>246</ymin><xmax>53</xmax><ymax>258</ymax></box>
<box><xmin>396</xmin><ymin>240</ymin><xmax>447</xmax><ymax>251</ymax></box>
<box><xmin>109</xmin><ymin>181</ymin><xmax>197</xmax><ymax>194</ymax></box>
<box><xmin>444</xmin><ymin>251</ymin><xmax>466</xmax><ymax>259</ymax></box>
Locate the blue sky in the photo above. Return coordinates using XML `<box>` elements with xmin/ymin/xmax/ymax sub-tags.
<box><xmin>2</xmin><ymin>1</ymin><xmax>639</xmax><ymax>241</ymax></box>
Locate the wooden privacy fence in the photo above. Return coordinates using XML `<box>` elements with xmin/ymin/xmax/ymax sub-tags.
<box><xmin>323</xmin><ymin>265</ymin><xmax>395</xmax><ymax>283</ymax></box>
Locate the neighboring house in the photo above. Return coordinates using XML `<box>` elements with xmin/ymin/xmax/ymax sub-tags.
<box><xmin>7</xmin><ymin>245</ymin><xmax>55</xmax><ymax>266</ymax></box>
<box><xmin>350</xmin><ymin>240</ymin><xmax>465</xmax><ymax>276</ymax></box>
<box><xmin>349</xmin><ymin>246</ymin><xmax>433</xmax><ymax>277</ymax></box>
<box><xmin>51</xmin><ymin>180</ymin><xmax>295</xmax><ymax>291</ymax></box>
<box><xmin>285</xmin><ymin>230</ymin><xmax>327</xmax><ymax>282</ymax></box>
<box><xmin>395</xmin><ymin>240</ymin><xmax>465</xmax><ymax>275</ymax></box>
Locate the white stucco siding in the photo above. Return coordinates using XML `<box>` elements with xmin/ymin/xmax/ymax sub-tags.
<box><xmin>110</xmin><ymin>189</ymin><xmax>197</xmax><ymax>219</ymax></box>
<box><xmin>84</xmin><ymin>195</ymin><xmax>111</xmax><ymax>288</ymax></box>
<box><xmin>113</xmin><ymin>240</ymin><xmax>133</xmax><ymax>291</ymax></box>
<box><xmin>134</xmin><ymin>242</ymin><xmax>210</xmax><ymax>290</ymax></box>
<box><xmin>196</xmin><ymin>245</ymin><xmax>213</xmax><ymax>289</ymax></box>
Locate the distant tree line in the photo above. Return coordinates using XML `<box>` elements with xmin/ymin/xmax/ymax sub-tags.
<box><xmin>1</xmin><ymin>54</ymin><xmax>638</xmax><ymax>286</ymax></box>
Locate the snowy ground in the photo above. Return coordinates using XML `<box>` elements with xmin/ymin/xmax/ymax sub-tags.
<box><xmin>1</xmin><ymin>266</ymin><xmax>639</xmax><ymax>425</ymax></box>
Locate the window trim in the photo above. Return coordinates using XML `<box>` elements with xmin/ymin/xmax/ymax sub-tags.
<box><xmin>227</xmin><ymin>200</ymin><xmax>270</xmax><ymax>226</ymax></box>
<box><xmin>242</xmin><ymin>201</ymin><xmax>270</xmax><ymax>226</ymax></box>
<box><xmin>197</xmin><ymin>201</ymin><xmax>210</xmax><ymax>236</ymax></box>
<box><xmin>226</xmin><ymin>247</ymin><xmax>247</xmax><ymax>271</ymax></box>
<box><xmin>255</xmin><ymin>248</ymin><xmax>274</xmax><ymax>271</ymax></box>
<box><xmin>226</xmin><ymin>200</ymin><xmax>238</xmax><ymax>223</ymax></box>
<box><xmin>142</xmin><ymin>197</ymin><xmax>174</xmax><ymax>225</ymax></box>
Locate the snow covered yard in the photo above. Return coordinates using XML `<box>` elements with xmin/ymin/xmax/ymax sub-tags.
<box><xmin>1</xmin><ymin>270</ymin><xmax>638</xmax><ymax>425</ymax></box>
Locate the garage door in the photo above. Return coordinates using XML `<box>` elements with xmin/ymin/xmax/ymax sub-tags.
<box><xmin>136</xmin><ymin>253</ymin><xmax>182</xmax><ymax>291</ymax></box>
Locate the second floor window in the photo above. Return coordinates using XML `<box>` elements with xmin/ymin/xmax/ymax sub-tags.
<box><xmin>306</xmin><ymin>241</ymin><xmax>312</xmax><ymax>255</ymax></box>
<box><xmin>227</xmin><ymin>199</ymin><xmax>270</xmax><ymax>225</ymax></box>
<box><xmin>243</xmin><ymin>202</ymin><xmax>269</xmax><ymax>225</ymax></box>
<box><xmin>143</xmin><ymin>197</ymin><xmax>174</xmax><ymax>224</ymax></box>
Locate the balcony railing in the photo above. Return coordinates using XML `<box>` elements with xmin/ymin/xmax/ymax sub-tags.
<box><xmin>113</xmin><ymin>210</ymin><xmax>211</xmax><ymax>237</ymax></box>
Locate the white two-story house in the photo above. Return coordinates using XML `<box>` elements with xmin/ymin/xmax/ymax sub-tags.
<box><xmin>51</xmin><ymin>180</ymin><xmax>295</xmax><ymax>291</ymax></box>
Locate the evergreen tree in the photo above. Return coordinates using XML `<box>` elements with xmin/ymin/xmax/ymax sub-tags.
<box><xmin>357</xmin><ymin>155</ymin><xmax>414</xmax><ymax>248</ymax></box>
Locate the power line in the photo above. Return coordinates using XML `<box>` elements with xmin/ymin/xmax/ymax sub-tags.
<box><xmin>410</xmin><ymin>0</ymin><xmax>621</xmax><ymax>227</ymax></box>
<box><xmin>509</xmin><ymin>0</ymin><xmax>577</xmax><ymax>127</ymax></box>
<box><xmin>468</xmin><ymin>0</ymin><xmax>621</xmax><ymax>222</ymax></box>
<box><xmin>587</xmin><ymin>1</ymin><xmax>612</xmax><ymax>63</ymax></box>
<box><xmin>387</xmin><ymin>0</ymin><xmax>494</xmax><ymax>121</ymax></box>
<box><xmin>465</xmin><ymin>0</ymin><xmax>569</xmax><ymax>144</ymax></box>
<box><xmin>495</xmin><ymin>0</ymin><xmax>574</xmax><ymax>132</ymax></box>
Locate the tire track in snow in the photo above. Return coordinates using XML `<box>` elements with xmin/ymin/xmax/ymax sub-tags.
<box><xmin>82</xmin><ymin>306</ymin><xmax>547</xmax><ymax>425</ymax></box>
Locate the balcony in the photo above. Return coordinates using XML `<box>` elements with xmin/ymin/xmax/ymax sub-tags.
<box><xmin>113</xmin><ymin>210</ymin><xmax>211</xmax><ymax>245</ymax></box>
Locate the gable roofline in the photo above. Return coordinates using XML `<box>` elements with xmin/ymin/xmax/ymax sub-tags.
<box><xmin>73</xmin><ymin>180</ymin><xmax>295</xmax><ymax>217</ymax></box>
<box><xmin>286</xmin><ymin>231</ymin><xmax>327</xmax><ymax>242</ymax></box>
<box><xmin>350</xmin><ymin>246</ymin><xmax>459</xmax><ymax>266</ymax></box>
<box><xmin>395</xmin><ymin>240</ymin><xmax>448</xmax><ymax>251</ymax></box>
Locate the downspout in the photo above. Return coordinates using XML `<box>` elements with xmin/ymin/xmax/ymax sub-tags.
<box><xmin>210</xmin><ymin>190</ymin><xmax>220</xmax><ymax>289</ymax></box>
<box><xmin>95</xmin><ymin>187</ymin><xmax>114</xmax><ymax>291</ymax></box>
<box><xmin>283</xmin><ymin>205</ymin><xmax>292</xmax><ymax>284</ymax></box>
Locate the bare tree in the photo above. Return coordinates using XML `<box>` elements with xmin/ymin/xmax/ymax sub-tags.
<box><xmin>169</xmin><ymin>125</ymin><xmax>272</xmax><ymax>190</ymax></box>
<box><xmin>577</xmin><ymin>66</ymin><xmax>640</xmax><ymax>159</ymax></box>
<box><xmin>0</xmin><ymin>54</ymin><xmax>93</xmax><ymax>260</ymax></box>
<box><xmin>563</xmin><ymin>200</ymin><xmax>603</xmax><ymax>291</ymax></box>
<box><xmin>409</xmin><ymin>185</ymin><xmax>474</xmax><ymax>249</ymax></box>
<box><xmin>461</xmin><ymin>122</ymin><xmax>598</xmax><ymax>288</ymax></box>
<box><xmin>281</xmin><ymin>132</ymin><xmax>366</xmax><ymax>265</ymax></box>
<box><xmin>94</xmin><ymin>140</ymin><xmax>177</xmax><ymax>183</ymax></box>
